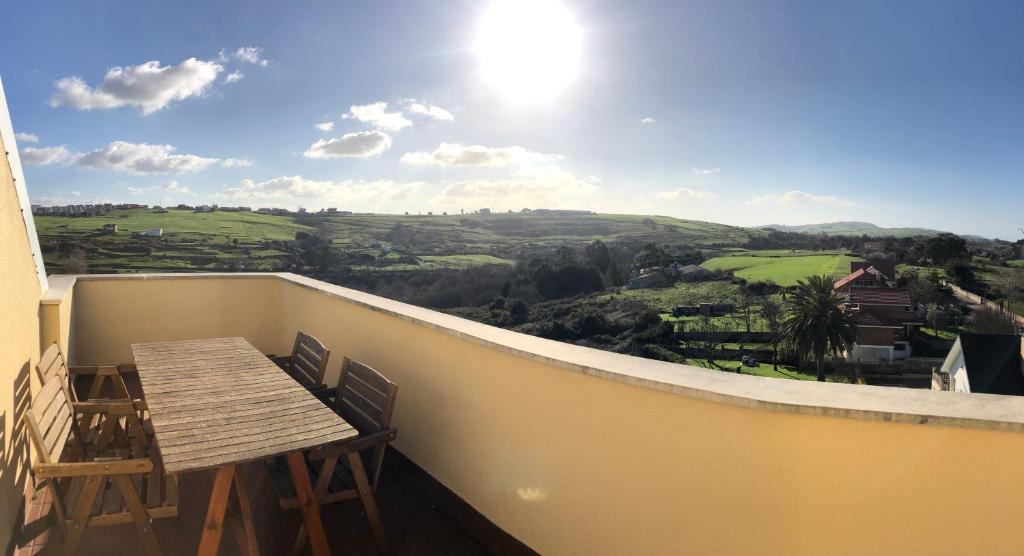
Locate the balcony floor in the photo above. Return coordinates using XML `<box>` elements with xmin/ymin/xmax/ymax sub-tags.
<box><xmin>16</xmin><ymin>449</ymin><xmax>534</xmax><ymax>555</ymax></box>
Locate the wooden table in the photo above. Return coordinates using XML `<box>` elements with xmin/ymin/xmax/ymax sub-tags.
<box><xmin>132</xmin><ymin>337</ymin><xmax>357</xmax><ymax>556</ymax></box>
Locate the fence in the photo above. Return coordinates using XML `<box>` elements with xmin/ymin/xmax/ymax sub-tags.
<box><xmin>943</xmin><ymin>281</ymin><xmax>1024</xmax><ymax>327</ymax></box>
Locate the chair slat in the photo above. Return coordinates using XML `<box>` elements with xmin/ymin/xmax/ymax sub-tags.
<box><xmin>283</xmin><ymin>331</ymin><xmax>329</xmax><ymax>390</ymax></box>
<box><xmin>43</xmin><ymin>404</ymin><xmax>73</xmax><ymax>457</ymax></box>
<box><xmin>339</xmin><ymin>384</ymin><xmax>385</xmax><ymax>426</ymax></box>
<box><xmin>343</xmin><ymin>372</ymin><xmax>388</xmax><ymax>411</ymax></box>
<box><xmin>346</xmin><ymin>360</ymin><xmax>391</xmax><ymax>394</ymax></box>
<box><xmin>32</xmin><ymin>379</ymin><xmax>64</xmax><ymax>422</ymax></box>
<box><xmin>338</xmin><ymin>398</ymin><xmax>381</xmax><ymax>434</ymax></box>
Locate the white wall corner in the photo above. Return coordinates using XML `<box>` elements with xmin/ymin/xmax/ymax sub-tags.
<box><xmin>0</xmin><ymin>75</ymin><xmax>49</xmax><ymax>291</ymax></box>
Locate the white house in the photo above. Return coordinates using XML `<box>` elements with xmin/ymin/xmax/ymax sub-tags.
<box><xmin>935</xmin><ymin>334</ymin><xmax>1024</xmax><ymax>395</ymax></box>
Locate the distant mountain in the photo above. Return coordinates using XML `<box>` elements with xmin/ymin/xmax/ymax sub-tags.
<box><xmin>757</xmin><ymin>221</ymin><xmax>947</xmax><ymax>238</ymax></box>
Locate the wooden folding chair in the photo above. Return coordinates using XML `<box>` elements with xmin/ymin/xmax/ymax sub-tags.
<box><xmin>36</xmin><ymin>342</ymin><xmax>151</xmax><ymax>454</ymax></box>
<box><xmin>26</xmin><ymin>369</ymin><xmax>178</xmax><ymax>555</ymax></box>
<box><xmin>269</xmin><ymin>331</ymin><xmax>331</xmax><ymax>393</ymax></box>
<box><xmin>265</xmin><ymin>357</ymin><xmax>398</xmax><ymax>554</ymax></box>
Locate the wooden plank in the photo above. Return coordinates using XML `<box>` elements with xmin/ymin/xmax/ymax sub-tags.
<box><xmin>113</xmin><ymin>474</ymin><xmax>161</xmax><ymax>556</ymax></box>
<box><xmin>343</xmin><ymin>372</ymin><xmax>387</xmax><ymax>408</ymax></box>
<box><xmin>31</xmin><ymin>379</ymin><xmax>64</xmax><ymax>421</ymax></box>
<box><xmin>149</xmin><ymin>398</ymin><xmax>327</xmax><ymax>432</ymax></box>
<box><xmin>155</xmin><ymin>407</ymin><xmax>330</xmax><ymax>446</ymax></box>
<box><xmin>287</xmin><ymin>452</ymin><xmax>331</xmax><ymax>556</ymax></box>
<box><xmin>233</xmin><ymin>466</ymin><xmax>260</xmax><ymax>555</ymax></box>
<box><xmin>146</xmin><ymin>456</ymin><xmax>163</xmax><ymax>509</ymax></box>
<box><xmin>347</xmin><ymin>360</ymin><xmax>391</xmax><ymax>393</ymax></box>
<box><xmin>197</xmin><ymin>465</ymin><xmax>235</xmax><ymax>556</ymax></box>
<box><xmin>62</xmin><ymin>474</ymin><xmax>103</xmax><ymax>554</ymax></box>
<box><xmin>348</xmin><ymin>450</ymin><xmax>390</xmax><ymax>553</ymax></box>
<box><xmin>163</xmin><ymin>430</ymin><xmax>355</xmax><ymax>474</ymax></box>
<box><xmin>160</xmin><ymin>419</ymin><xmax>353</xmax><ymax>462</ymax></box>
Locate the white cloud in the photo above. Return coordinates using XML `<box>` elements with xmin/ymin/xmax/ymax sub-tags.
<box><xmin>219</xmin><ymin>175</ymin><xmax>422</xmax><ymax>204</ymax></box>
<box><xmin>221</xmin><ymin>158</ymin><xmax>253</xmax><ymax>168</ymax></box>
<box><xmin>15</xmin><ymin>132</ymin><xmax>39</xmax><ymax>143</ymax></box>
<box><xmin>50</xmin><ymin>58</ymin><xmax>223</xmax><ymax>115</ymax></box>
<box><xmin>78</xmin><ymin>141</ymin><xmax>218</xmax><ymax>174</ymax></box>
<box><xmin>400</xmin><ymin>143</ymin><xmax>562</xmax><ymax>168</ymax></box>
<box><xmin>342</xmin><ymin>102</ymin><xmax>411</xmax><ymax>131</ymax></box>
<box><xmin>71</xmin><ymin>191</ymin><xmax>82</xmax><ymax>197</ymax></box>
<box><xmin>691</xmin><ymin>167</ymin><xmax>720</xmax><ymax>175</ymax></box>
<box><xmin>401</xmin><ymin>99</ymin><xmax>454</xmax><ymax>121</ymax></box>
<box><xmin>224</xmin><ymin>71</ymin><xmax>244</xmax><ymax>84</ymax></box>
<box><xmin>746</xmin><ymin>190</ymin><xmax>855</xmax><ymax>207</ymax></box>
<box><xmin>654</xmin><ymin>187</ymin><xmax>714</xmax><ymax>200</ymax></box>
<box><xmin>303</xmin><ymin>131</ymin><xmax>392</xmax><ymax>159</ymax></box>
<box><xmin>433</xmin><ymin>168</ymin><xmax>600</xmax><ymax>210</ymax></box>
<box><xmin>315</xmin><ymin>121</ymin><xmax>335</xmax><ymax>132</ymax></box>
<box><xmin>233</xmin><ymin>47</ymin><xmax>269</xmax><ymax>66</ymax></box>
<box><xmin>127</xmin><ymin>180</ymin><xmax>192</xmax><ymax>195</ymax></box>
<box><xmin>641</xmin><ymin>117</ymin><xmax>655</xmax><ymax>124</ymax></box>
<box><xmin>21</xmin><ymin>145</ymin><xmax>79</xmax><ymax>166</ymax></box>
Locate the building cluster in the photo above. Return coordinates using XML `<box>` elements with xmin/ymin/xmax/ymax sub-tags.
<box><xmin>834</xmin><ymin>261</ymin><xmax>923</xmax><ymax>362</ymax></box>
<box><xmin>31</xmin><ymin>203</ymin><xmax>148</xmax><ymax>216</ymax></box>
<box><xmin>627</xmin><ymin>262</ymin><xmax>713</xmax><ymax>289</ymax></box>
<box><xmin>672</xmin><ymin>302</ymin><xmax>735</xmax><ymax>318</ymax></box>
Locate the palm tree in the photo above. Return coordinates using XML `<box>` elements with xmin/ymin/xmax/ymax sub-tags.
<box><xmin>781</xmin><ymin>275</ymin><xmax>855</xmax><ymax>381</ymax></box>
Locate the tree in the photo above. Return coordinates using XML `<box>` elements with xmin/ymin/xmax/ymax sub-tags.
<box><xmin>508</xmin><ymin>299</ymin><xmax>529</xmax><ymax>323</ymax></box>
<box><xmin>781</xmin><ymin>275</ymin><xmax>855</xmax><ymax>381</ymax></box>
<box><xmin>760</xmin><ymin>297</ymin><xmax>783</xmax><ymax>372</ymax></box>
<box><xmin>945</xmin><ymin>260</ymin><xmax>977</xmax><ymax>289</ymax></box>
<box><xmin>923</xmin><ymin>233</ymin><xmax>968</xmax><ymax>265</ymax></box>
<box><xmin>968</xmin><ymin>306</ymin><xmax>1017</xmax><ymax>335</ymax></box>
<box><xmin>584</xmin><ymin>240</ymin><xmax>612</xmax><ymax>272</ymax></box>
<box><xmin>633</xmin><ymin>243</ymin><xmax>667</xmax><ymax>268</ymax></box>
<box><xmin>693</xmin><ymin>314</ymin><xmax>722</xmax><ymax>366</ymax></box>
<box><xmin>736</xmin><ymin>289</ymin><xmax>756</xmax><ymax>351</ymax></box>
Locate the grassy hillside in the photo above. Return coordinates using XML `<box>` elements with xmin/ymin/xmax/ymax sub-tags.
<box><xmin>35</xmin><ymin>209</ymin><xmax>761</xmax><ymax>273</ymax></box>
<box><xmin>700</xmin><ymin>251</ymin><xmax>862</xmax><ymax>286</ymax></box>
<box><xmin>320</xmin><ymin>212</ymin><xmax>758</xmax><ymax>259</ymax></box>
<box><xmin>36</xmin><ymin>209</ymin><xmax>312</xmax><ymax>272</ymax></box>
<box><xmin>760</xmin><ymin>221</ymin><xmax>943</xmax><ymax>238</ymax></box>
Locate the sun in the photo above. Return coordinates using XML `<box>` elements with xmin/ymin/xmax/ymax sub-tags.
<box><xmin>475</xmin><ymin>0</ymin><xmax>583</xmax><ymax>104</ymax></box>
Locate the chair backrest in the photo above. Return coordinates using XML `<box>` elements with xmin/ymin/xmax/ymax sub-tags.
<box><xmin>288</xmin><ymin>331</ymin><xmax>330</xmax><ymax>390</ymax></box>
<box><xmin>334</xmin><ymin>357</ymin><xmax>398</xmax><ymax>435</ymax></box>
<box><xmin>25</xmin><ymin>375</ymin><xmax>79</xmax><ymax>465</ymax></box>
<box><xmin>36</xmin><ymin>343</ymin><xmax>74</xmax><ymax>401</ymax></box>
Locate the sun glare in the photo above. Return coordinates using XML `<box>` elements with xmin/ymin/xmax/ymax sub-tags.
<box><xmin>475</xmin><ymin>0</ymin><xmax>583</xmax><ymax>104</ymax></box>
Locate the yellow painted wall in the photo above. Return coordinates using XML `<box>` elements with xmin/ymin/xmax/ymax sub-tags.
<box><xmin>61</xmin><ymin>275</ymin><xmax>1024</xmax><ymax>555</ymax></box>
<box><xmin>69</xmin><ymin>275</ymin><xmax>282</xmax><ymax>364</ymax></box>
<box><xmin>0</xmin><ymin>135</ymin><xmax>42</xmax><ymax>551</ymax></box>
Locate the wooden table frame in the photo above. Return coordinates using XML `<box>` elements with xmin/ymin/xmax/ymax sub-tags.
<box><xmin>132</xmin><ymin>337</ymin><xmax>356</xmax><ymax>556</ymax></box>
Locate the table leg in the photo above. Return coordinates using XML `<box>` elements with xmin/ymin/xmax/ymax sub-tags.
<box><xmin>285</xmin><ymin>451</ymin><xmax>331</xmax><ymax>556</ymax></box>
<box><xmin>231</xmin><ymin>466</ymin><xmax>261</xmax><ymax>556</ymax></box>
<box><xmin>198</xmin><ymin>465</ymin><xmax>235</xmax><ymax>556</ymax></box>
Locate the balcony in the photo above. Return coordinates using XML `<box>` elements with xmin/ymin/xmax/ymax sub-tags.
<box><xmin>2</xmin><ymin>271</ymin><xmax>1022</xmax><ymax>554</ymax></box>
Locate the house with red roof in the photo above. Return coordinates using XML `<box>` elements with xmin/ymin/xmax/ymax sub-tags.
<box><xmin>835</xmin><ymin>263</ymin><xmax>922</xmax><ymax>362</ymax></box>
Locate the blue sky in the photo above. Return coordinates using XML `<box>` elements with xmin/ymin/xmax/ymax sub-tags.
<box><xmin>1</xmin><ymin>0</ymin><xmax>1021</xmax><ymax>239</ymax></box>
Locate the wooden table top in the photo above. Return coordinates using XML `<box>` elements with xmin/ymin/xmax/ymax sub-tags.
<box><xmin>132</xmin><ymin>337</ymin><xmax>357</xmax><ymax>474</ymax></box>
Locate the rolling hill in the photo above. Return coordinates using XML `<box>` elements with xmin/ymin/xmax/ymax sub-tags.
<box><xmin>758</xmin><ymin>221</ymin><xmax>945</xmax><ymax>238</ymax></box>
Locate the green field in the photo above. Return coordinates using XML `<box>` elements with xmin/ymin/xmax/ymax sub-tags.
<box><xmin>700</xmin><ymin>251</ymin><xmax>862</xmax><ymax>286</ymax></box>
